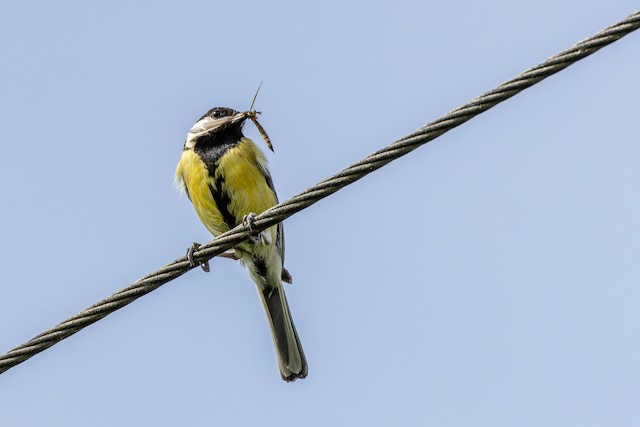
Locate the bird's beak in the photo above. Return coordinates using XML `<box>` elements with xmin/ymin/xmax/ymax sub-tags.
<box><xmin>231</xmin><ymin>111</ymin><xmax>249</xmax><ymax>124</ymax></box>
<box><xmin>189</xmin><ymin>113</ymin><xmax>245</xmax><ymax>137</ymax></box>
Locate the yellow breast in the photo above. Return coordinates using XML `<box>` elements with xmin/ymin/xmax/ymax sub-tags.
<box><xmin>175</xmin><ymin>137</ymin><xmax>278</xmax><ymax>239</ymax></box>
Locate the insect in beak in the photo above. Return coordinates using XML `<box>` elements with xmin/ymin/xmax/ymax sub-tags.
<box><xmin>239</xmin><ymin>110</ymin><xmax>274</xmax><ymax>152</ymax></box>
<box><xmin>235</xmin><ymin>81</ymin><xmax>274</xmax><ymax>152</ymax></box>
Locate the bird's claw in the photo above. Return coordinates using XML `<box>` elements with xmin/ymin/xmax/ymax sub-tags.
<box><xmin>242</xmin><ymin>212</ymin><xmax>257</xmax><ymax>230</ymax></box>
<box><xmin>242</xmin><ymin>212</ymin><xmax>271</xmax><ymax>245</ymax></box>
<box><xmin>187</xmin><ymin>242</ymin><xmax>210</xmax><ymax>272</ymax></box>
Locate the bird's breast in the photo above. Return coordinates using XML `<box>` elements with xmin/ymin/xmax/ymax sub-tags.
<box><xmin>176</xmin><ymin>138</ymin><xmax>277</xmax><ymax>238</ymax></box>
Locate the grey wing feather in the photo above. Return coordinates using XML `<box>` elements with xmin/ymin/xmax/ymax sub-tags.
<box><xmin>257</xmin><ymin>157</ymin><xmax>292</xmax><ymax>282</ymax></box>
<box><xmin>260</xmin><ymin>165</ymin><xmax>285</xmax><ymax>264</ymax></box>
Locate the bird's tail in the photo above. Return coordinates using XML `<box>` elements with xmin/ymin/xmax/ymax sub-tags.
<box><xmin>258</xmin><ymin>282</ymin><xmax>308</xmax><ymax>381</ymax></box>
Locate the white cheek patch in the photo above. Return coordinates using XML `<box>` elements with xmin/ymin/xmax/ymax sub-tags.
<box><xmin>184</xmin><ymin>132</ymin><xmax>198</xmax><ymax>149</ymax></box>
<box><xmin>185</xmin><ymin>117</ymin><xmax>215</xmax><ymax>149</ymax></box>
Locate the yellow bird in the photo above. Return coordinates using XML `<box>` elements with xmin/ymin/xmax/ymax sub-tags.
<box><xmin>175</xmin><ymin>107</ymin><xmax>307</xmax><ymax>381</ymax></box>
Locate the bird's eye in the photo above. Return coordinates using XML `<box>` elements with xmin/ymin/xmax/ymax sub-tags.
<box><xmin>211</xmin><ymin>110</ymin><xmax>220</xmax><ymax>118</ymax></box>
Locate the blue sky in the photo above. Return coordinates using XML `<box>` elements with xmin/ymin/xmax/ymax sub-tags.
<box><xmin>1</xmin><ymin>1</ymin><xmax>639</xmax><ymax>426</ymax></box>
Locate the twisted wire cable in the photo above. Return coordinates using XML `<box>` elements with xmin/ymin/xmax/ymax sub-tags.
<box><xmin>1</xmin><ymin>11</ymin><xmax>638</xmax><ymax>375</ymax></box>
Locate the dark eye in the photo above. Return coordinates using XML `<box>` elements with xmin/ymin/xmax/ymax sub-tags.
<box><xmin>211</xmin><ymin>110</ymin><xmax>221</xmax><ymax>118</ymax></box>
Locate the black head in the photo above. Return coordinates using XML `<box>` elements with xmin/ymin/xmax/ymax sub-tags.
<box><xmin>197</xmin><ymin>107</ymin><xmax>240</xmax><ymax>122</ymax></box>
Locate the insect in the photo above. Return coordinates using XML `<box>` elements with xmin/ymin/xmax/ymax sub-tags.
<box><xmin>239</xmin><ymin>81</ymin><xmax>274</xmax><ymax>152</ymax></box>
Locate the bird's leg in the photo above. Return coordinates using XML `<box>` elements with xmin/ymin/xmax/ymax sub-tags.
<box><xmin>242</xmin><ymin>212</ymin><xmax>271</xmax><ymax>245</ymax></box>
<box><xmin>218</xmin><ymin>251</ymin><xmax>239</xmax><ymax>260</ymax></box>
<box><xmin>187</xmin><ymin>242</ymin><xmax>210</xmax><ymax>272</ymax></box>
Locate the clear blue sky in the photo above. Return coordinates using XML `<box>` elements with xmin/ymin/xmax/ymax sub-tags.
<box><xmin>1</xmin><ymin>1</ymin><xmax>639</xmax><ymax>426</ymax></box>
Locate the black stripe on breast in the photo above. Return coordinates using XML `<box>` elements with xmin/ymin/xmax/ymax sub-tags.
<box><xmin>194</xmin><ymin>133</ymin><xmax>241</xmax><ymax>231</ymax></box>
<box><xmin>252</xmin><ymin>254</ymin><xmax>268</xmax><ymax>279</ymax></box>
<box><xmin>208</xmin><ymin>176</ymin><xmax>236</xmax><ymax>229</ymax></box>
<box><xmin>194</xmin><ymin>128</ymin><xmax>242</xmax><ymax>176</ymax></box>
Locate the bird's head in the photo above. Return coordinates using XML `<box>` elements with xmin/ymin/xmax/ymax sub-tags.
<box><xmin>184</xmin><ymin>107</ymin><xmax>247</xmax><ymax>149</ymax></box>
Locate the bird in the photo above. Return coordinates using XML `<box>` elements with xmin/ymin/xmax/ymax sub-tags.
<box><xmin>175</xmin><ymin>107</ymin><xmax>307</xmax><ymax>381</ymax></box>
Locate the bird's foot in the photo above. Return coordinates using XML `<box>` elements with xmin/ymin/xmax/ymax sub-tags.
<box><xmin>187</xmin><ymin>242</ymin><xmax>210</xmax><ymax>272</ymax></box>
<box><xmin>242</xmin><ymin>212</ymin><xmax>271</xmax><ymax>245</ymax></box>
